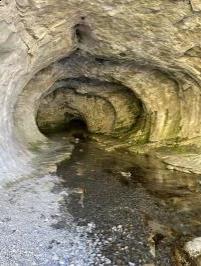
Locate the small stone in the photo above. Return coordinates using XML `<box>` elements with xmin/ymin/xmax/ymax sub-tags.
<box><xmin>120</xmin><ymin>171</ymin><xmax>131</xmax><ymax>178</ymax></box>
<box><xmin>87</xmin><ymin>222</ymin><xmax>96</xmax><ymax>229</ymax></box>
<box><xmin>117</xmin><ymin>224</ymin><xmax>123</xmax><ymax>229</ymax></box>
<box><xmin>72</xmin><ymin>187</ymin><xmax>84</xmax><ymax>194</ymax></box>
<box><xmin>104</xmin><ymin>258</ymin><xmax>112</xmax><ymax>264</ymax></box>
<box><xmin>52</xmin><ymin>254</ymin><xmax>59</xmax><ymax>261</ymax></box>
<box><xmin>59</xmin><ymin>191</ymin><xmax>69</xmax><ymax>197</ymax></box>
<box><xmin>166</xmin><ymin>165</ymin><xmax>174</xmax><ymax>171</ymax></box>
<box><xmin>184</xmin><ymin>237</ymin><xmax>201</xmax><ymax>258</ymax></box>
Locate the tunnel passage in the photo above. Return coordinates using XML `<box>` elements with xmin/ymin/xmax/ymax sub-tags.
<box><xmin>66</xmin><ymin>118</ymin><xmax>88</xmax><ymax>139</ymax></box>
<box><xmin>37</xmin><ymin>108</ymin><xmax>89</xmax><ymax>140</ymax></box>
<box><xmin>36</xmin><ymin>75</ymin><xmax>144</xmax><ymax>142</ymax></box>
<box><xmin>15</xmin><ymin>51</ymin><xmax>196</xmax><ymax>154</ymax></box>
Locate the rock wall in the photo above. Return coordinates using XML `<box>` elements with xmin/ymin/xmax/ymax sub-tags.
<box><xmin>1</xmin><ymin>0</ymin><xmax>201</xmax><ymax>182</ymax></box>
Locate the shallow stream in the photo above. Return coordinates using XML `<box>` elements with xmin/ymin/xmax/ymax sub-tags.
<box><xmin>56</xmin><ymin>138</ymin><xmax>201</xmax><ymax>265</ymax></box>
<box><xmin>0</xmin><ymin>135</ymin><xmax>201</xmax><ymax>265</ymax></box>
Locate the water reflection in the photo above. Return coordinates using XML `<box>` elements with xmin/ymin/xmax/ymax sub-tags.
<box><xmin>56</xmin><ymin>139</ymin><xmax>201</xmax><ymax>265</ymax></box>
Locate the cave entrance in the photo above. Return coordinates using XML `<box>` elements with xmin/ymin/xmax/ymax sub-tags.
<box><xmin>36</xmin><ymin>108</ymin><xmax>89</xmax><ymax>140</ymax></box>
<box><xmin>65</xmin><ymin>118</ymin><xmax>88</xmax><ymax>140</ymax></box>
<box><xmin>37</xmin><ymin>115</ymin><xmax>89</xmax><ymax>140</ymax></box>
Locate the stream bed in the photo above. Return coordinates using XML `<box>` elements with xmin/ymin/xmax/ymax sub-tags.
<box><xmin>0</xmin><ymin>137</ymin><xmax>201</xmax><ymax>265</ymax></box>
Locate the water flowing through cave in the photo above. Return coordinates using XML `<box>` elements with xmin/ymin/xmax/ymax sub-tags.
<box><xmin>1</xmin><ymin>0</ymin><xmax>201</xmax><ymax>264</ymax></box>
<box><xmin>12</xmin><ymin>50</ymin><xmax>200</xmax><ymax>265</ymax></box>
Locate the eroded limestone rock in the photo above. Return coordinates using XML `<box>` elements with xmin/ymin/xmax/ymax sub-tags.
<box><xmin>37</xmin><ymin>78</ymin><xmax>141</xmax><ymax>136</ymax></box>
<box><xmin>1</xmin><ymin>0</ymin><xmax>201</xmax><ymax>180</ymax></box>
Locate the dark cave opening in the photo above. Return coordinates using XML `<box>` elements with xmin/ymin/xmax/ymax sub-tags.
<box><xmin>65</xmin><ymin>118</ymin><xmax>89</xmax><ymax>140</ymax></box>
<box><xmin>37</xmin><ymin>113</ymin><xmax>89</xmax><ymax>141</ymax></box>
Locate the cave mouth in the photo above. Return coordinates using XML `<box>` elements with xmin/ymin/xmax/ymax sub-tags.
<box><xmin>35</xmin><ymin>72</ymin><xmax>145</xmax><ymax>144</ymax></box>
<box><xmin>65</xmin><ymin>118</ymin><xmax>89</xmax><ymax>140</ymax></box>
<box><xmin>37</xmin><ymin>112</ymin><xmax>89</xmax><ymax>141</ymax></box>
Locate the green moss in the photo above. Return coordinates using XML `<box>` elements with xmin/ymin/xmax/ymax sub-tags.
<box><xmin>156</xmin><ymin>142</ymin><xmax>201</xmax><ymax>154</ymax></box>
<box><xmin>29</xmin><ymin>141</ymin><xmax>44</xmax><ymax>152</ymax></box>
<box><xmin>160</xmin><ymin>110</ymin><xmax>182</xmax><ymax>140</ymax></box>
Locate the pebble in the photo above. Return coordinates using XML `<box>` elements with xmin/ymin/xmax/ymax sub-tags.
<box><xmin>52</xmin><ymin>254</ymin><xmax>59</xmax><ymax>261</ymax></box>
<box><xmin>120</xmin><ymin>171</ymin><xmax>132</xmax><ymax>177</ymax></box>
<box><xmin>184</xmin><ymin>237</ymin><xmax>201</xmax><ymax>258</ymax></box>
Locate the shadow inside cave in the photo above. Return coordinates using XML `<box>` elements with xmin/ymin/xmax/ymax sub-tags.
<box><xmin>65</xmin><ymin>118</ymin><xmax>89</xmax><ymax>140</ymax></box>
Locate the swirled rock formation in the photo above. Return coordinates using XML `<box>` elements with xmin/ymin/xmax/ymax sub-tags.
<box><xmin>1</xmin><ymin>0</ymin><xmax>201</xmax><ymax>181</ymax></box>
